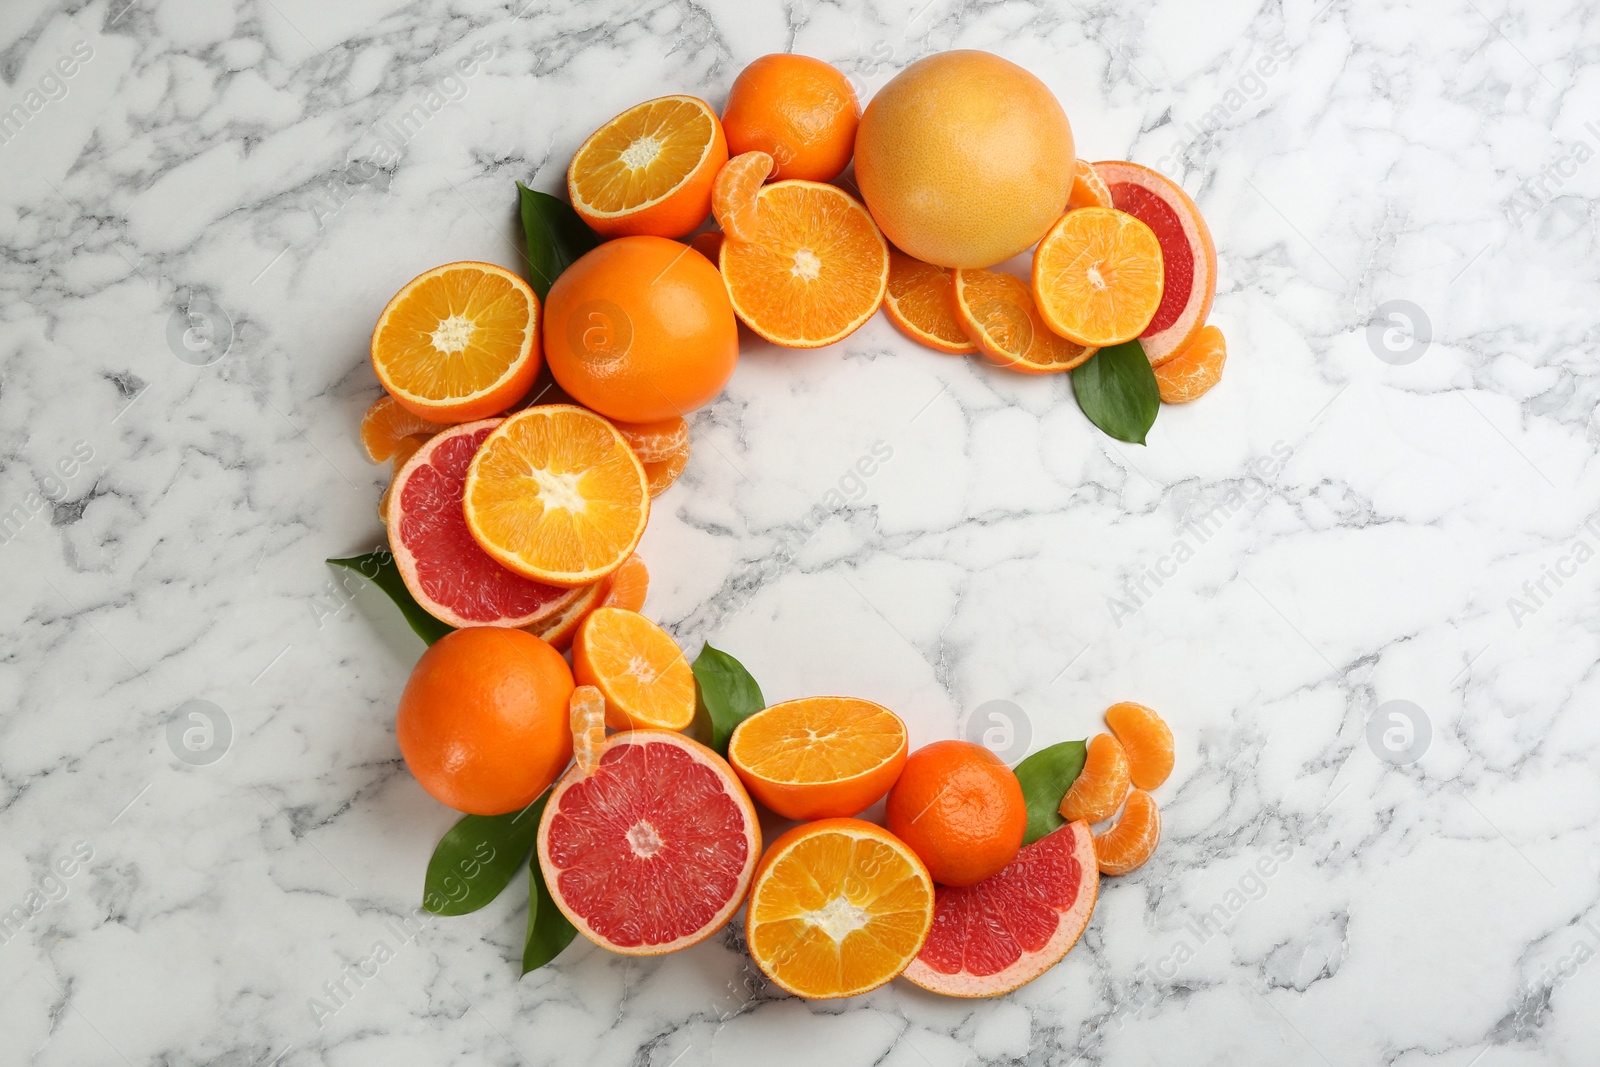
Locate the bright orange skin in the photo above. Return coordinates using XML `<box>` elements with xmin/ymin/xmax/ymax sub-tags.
<box><xmin>396</xmin><ymin>627</ymin><xmax>574</xmax><ymax>815</ymax></box>
<box><xmin>886</xmin><ymin>740</ymin><xmax>1027</xmax><ymax>886</ymax></box>
<box><xmin>543</xmin><ymin>236</ymin><xmax>738</xmax><ymax>422</ymax></box>
<box><xmin>722</xmin><ymin>55</ymin><xmax>860</xmax><ymax>182</ymax></box>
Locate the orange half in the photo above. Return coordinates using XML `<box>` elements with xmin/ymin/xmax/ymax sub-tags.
<box><xmin>711</xmin><ymin>150</ymin><xmax>774</xmax><ymax>243</ymax></box>
<box><xmin>571</xmin><ymin>606</ymin><xmax>695</xmax><ymax>731</ymax></box>
<box><xmin>1033</xmin><ymin>206</ymin><xmax>1165</xmax><ymax>348</ymax></box>
<box><xmin>883</xmin><ymin>249</ymin><xmax>975</xmax><ymax>355</ymax></box>
<box><xmin>952</xmin><ymin>268</ymin><xmax>1095</xmax><ymax>374</ymax></box>
<box><xmin>728</xmin><ymin>697</ymin><xmax>908</xmax><ymax>820</ymax></box>
<box><xmin>568</xmin><ymin>95</ymin><xmax>728</xmax><ymax>238</ymax></box>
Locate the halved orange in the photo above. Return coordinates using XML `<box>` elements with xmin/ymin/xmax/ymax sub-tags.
<box><xmin>1058</xmin><ymin>733</ymin><xmax>1131</xmax><ymax>824</ymax></box>
<box><xmin>1104</xmin><ymin>701</ymin><xmax>1174</xmax><ymax>789</ymax></box>
<box><xmin>1155</xmin><ymin>324</ymin><xmax>1227</xmax><ymax>403</ymax></box>
<box><xmin>1032</xmin><ymin>207</ymin><xmax>1165</xmax><ymax>348</ymax></box>
<box><xmin>711</xmin><ymin>150</ymin><xmax>773</xmax><ymax>243</ymax></box>
<box><xmin>952</xmin><ymin>268</ymin><xmax>1094</xmax><ymax>374</ymax></box>
<box><xmin>610</xmin><ymin>415</ymin><xmax>688</xmax><ymax>464</ymax></box>
<box><xmin>728</xmin><ymin>697</ymin><xmax>908</xmax><ymax>820</ymax></box>
<box><xmin>883</xmin><ymin>249</ymin><xmax>975</xmax><ymax>355</ymax></box>
<box><xmin>568</xmin><ymin>95</ymin><xmax>728</xmax><ymax>238</ymax></box>
<box><xmin>1066</xmin><ymin>159</ymin><xmax>1113</xmax><ymax>210</ymax></box>
<box><xmin>1093</xmin><ymin>789</ymin><xmax>1161</xmax><ymax>875</ymax></box>
<box><xmin>571</xmin><ymin>606</ymin><xmax>695</xmax><ymax>731</ymax></box>
<box><xmin>746</xmin><ymin>818</ymin><xmax>935</xmax><ymax>999</ymax></box>
<box><xmin>371</xmin><ymin>262</ymin><xmax>541</xmax><ymax>422</ymax></box>
<box><xmin>462</xmin><ymin>405</ymin><xmax>649</xmax><ymax>587</ymax></box>
<box><xmin>359</xmin><ymin>395</ymin><xmax>446</xmax><ymax>461</ymax></box>
<box><xmin>719</xmin><ymin>180</ymin><xmax>889</xmax><ymax>348</ymax></box>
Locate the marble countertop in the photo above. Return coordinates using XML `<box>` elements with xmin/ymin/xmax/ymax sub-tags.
<box><xmin>3</xmin><ymin>0</ymin><xmax>1598</xmax><ymax>1063</ymax></box>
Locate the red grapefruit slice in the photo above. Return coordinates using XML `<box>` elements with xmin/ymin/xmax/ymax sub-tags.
<box><xmin>538</xmin><ymin>729</ymin><xmax>761</xmax><ymax>955</ymax></box>
<box><xmin>903</xmin><ymin>821</ymin><xmax>1098</xmax><ymax>997</ymax></box>
<box><xmin>387</xmin><ymin>421</ymin><xmax>583</xmax><ymax>628</ymax></box>
<box><xmin>1093</xmin><ymin>161</ymin><xmax>1216</xmax><ymax>367</ymax></box>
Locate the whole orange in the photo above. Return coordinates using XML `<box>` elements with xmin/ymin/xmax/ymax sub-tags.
<box><xmin>543</xmin><ymin>236</ymin><xmax>738</xmax><ymax>423</ymax></box>
<box><xmin>885</xmin><ymin>739</ymin><xmax>1026</xmax><ymax>886</ymax></box>
<box><xmin>722</xmin><ymin>54</ymin><xmax>860</xmax><ymax>182</ymax></box>
<box><xmin>396</xmin><ymin>627</ymin><xmax>574</xmax><ymax>816</ymax></box>
<box><xmin>854</xmin><ymin>50</ymin><xmax>1074</xmax><ymax>269</ymax></box>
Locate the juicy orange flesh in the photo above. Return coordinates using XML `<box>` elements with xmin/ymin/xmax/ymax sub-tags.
<box><xmin>376</xmin><ymin>268</ymin><xmax>531</xmax><ymax>401</ymax></box>
<box><xmin>886</xmin><ymin>251</ymin><xmax>972</xmax><ymax>350</ymax></box>
<box><xmin>583</xmin><ymin>609</ymin><xmax>694</xmax><ymax>728</ymax></box>
<box><xmin>1035</xmin><ymin>209</ymin><xmax>1164</xmax><ymax>344</ymax></box>
<box><xmin>957</xmin><ymin>270</ymin><xmax>1089</xmax><ymax>369</ymax></box>
<box><xmin>732</xmin><ymin>699</ymin><xmax>903</xmax><ymax>784</ymax></box>
<box><xmin>572</xmin><ymin>98</ymin><xmax>715</xmax><ymax>214</ymax></box>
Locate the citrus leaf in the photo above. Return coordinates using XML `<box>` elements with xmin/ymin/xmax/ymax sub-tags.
<box><xmin>1013</xmin><ymin>740</ymin><xmax>1088</xmax><ymax>845</ymax></box>
<box><xmin>692</xmin><ymin>643</ymin><xmax>765</xmax><ymax>756</ymax></box>
<box><xmin>422</xmin><ymin>798</ymin><xmax>545</xmax><ymax>917</ymax></box>
<box><xmin>516</xmin><ymin>182</ymin><xmax>601</xmax><ymax>301</ymax></box>
<box><xmin>328</xmin><ymin>552</ymin><xmax>454</xmax><ymax>646</ymax></box>
<box><xmin>523</xmin><ymin>794</ymin><xmax>577</xmax><ymax>974</ymax></box>
<box><xmin>1070</xmin><ymin>339</ymin><xmax>1160</xmax><ymax>445</ymax></box>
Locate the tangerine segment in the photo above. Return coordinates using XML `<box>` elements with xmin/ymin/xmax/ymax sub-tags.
<box><xmin>360</xmin><ymin>395</ymin><xmax>447</xmax><ymax>462</ymax></box>
<box><xmin>611</xmin><ymin>415</ymin><xmax>689</xmax><ymax>464</ymax></box>
<box><xmin>371</xmin><ymin>262</ymin><xmax>541</xmax><ymax>422</ymax></box>
<box><xmin>719</xmin><ymin>180</ymin><xmax>889</xmax><ymax>348</ymax></box>
<box><xmin>570</xmin><ymin>685</ymin><xmax>607</xmax><ymax>777</ymax></box>
<box><xmin>568</xmin><ymin>95</ymin><xmax>728</xmax><ymax>238</ymax></box>
<box><xmin>1057</xmin><ymin>734</ymin><xmax>1131</xmax><ymax>824</ymax></box>
<box><xmin>600</xmin><ymin>553</ymin><xmax>649</xmax><ymax>612</ymax></box>
<box><xmin>644</xmin><ymin>447</ymin><xmax>689</xmax><ymax>497</ymax></box>
<box><xmin>571</xmin><ymin>607</ymin><xmax>695</xmax><ymax>732</ymax></box>
<box><xmin>711</xmin><ymin>151</ymin><xmax>774</xmax><ymax>243</ymax></box>
<box><xmin>728</xmin><ymin>697</ymin><xmax>909</xmax><ymax>821</ymax></box>
<box><xmin>883</xmin><ymin>249</ymin><xmax>976</xmax><ymax>355</ymax></box>
<box><xmin>1033</xmin><ymin>207</ymin><xmax>1165</xmax><ymax>348</ymax></box>
<box><xmin>463</xmin><ymin>405</ymin><xmax>649</xmax><ymax>587</ymax></box>
<box><xmin>1103</xmin><ymin>701</ymin><xmax>1174</xmax><ymax>789</ymax></box>
<box><xmin>1155</xmin><ymin>324</ymin><xmax>1227</xmax><ymax>403</ymax></box>
<box><xmin>1067</xmin><ymin>159</ymin><xmax>1113</xmax><ymax>210</ymax></box>
<box><xmin>1092</xmin><ymin>789</ymin><xmax>1161</xmax><ymax>876</ymax></box>
<box><xmin>746</xmin><ymin>818</ymin><xmax>935</xmax><ymax>999</ymax></box>
<box><xmin>952</xmin><ymin>268</ymin><xmax>1095</xmax><ymax>374</ymax></box>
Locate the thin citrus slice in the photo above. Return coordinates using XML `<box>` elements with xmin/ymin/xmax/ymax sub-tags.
<box><xmin>711</xmin><ymin>150</ymin><xmax>773</xmax><ymax>243</ymax></box>
<box><xmin>1155</xmin><ymin>323</ymin><xmax>1227</xmax><ymax>403</ymax></box>
<box><xmin>386</xmin><ymin>420</ymin><xmax>583</xmax><ymax>628</ymax></box>
<box><xmin>1066</xmin><ymin>159</ymin><xmax>1113</xmax><ymax>210</ymax></box>
<box><xmin>719</xmin><ymin>180</ymin><xmax>889</xmax><ymax>348</ymax></box>
<box><xmin>883</xmin><ymin>249</ymin><xmax>976</xmax><ymax>355</ymax></box>
<box><xmin>1057</xmin><ymin>733</ymin><xmax>1131</xmax><ymax>824</ymax></box>
<box><xmin>538</xmin><ymin>729</ymin><xmax>760</xmax><ymax>955</ymax></box>
<box><xmin>644</xmin><ymin>445</ymin><xmax>689</xmax><ymax>497</ymax></box>
<box><xmin>1092</xmin><ymin>789</ymin><xmax>1160</xmax><ymax>875</ymax></box>
<box><xmin>689</xmin><ymin>231</ymin><xmax>724</xmax><ymax>263</ymax></box>
<box><xmin>526</xmin><ymin>576</ymin><xmax>607</xmax><ymax>651</ymax></box>
<box><xmin>1032</xmin><ymin>206</ymin><xmax>1165</xmax><ymax>348</ymax></box>
<box><xmin>360</xmin><ymin>395</ymin><xmax>447</xmax><ymax>462</ymax></box>
<box><xmin>952</xmin><ymin>268</ymin><xmax>1095</xmax><ymax>374</ymax></box>
<box><xmin>370</xmin><ymin>261</ymin><xmax>541</xmax><ymax>422</ymax></box>
<box><xmin>904</xmin><ymin>821</ymin><xmax>1098</xmax><ymax>997</ymax></box>
<box><xmin>1104</xmin><ymin>701</ymin><xmax>1174</xmax><ymax>789</ymax></box>
<box><xmin>462</xmin><ymin>405</ymin><xmax>649</xmax><ymax>587</ymax></box>
<box><xmin>570</xmin><ymin>685</ymin><xmax>607</xmax><ymax>777</ymax></box>
<box><xmin>610</xmin><ymin>415</ymin><xmax>689</xmax><ymax>464</ymax></box>
<box><xmin>568</xmin><ymin>95</ymin><xmax>728</xmax><ymax>239</ymax></box>
<box><xmin>571</xmin><ymin>606</ymin><xmax>695</xmax><ymax>732</ymax></box>
<box><xmin>600</xmin><ymin>553</ymin><xmax>648</xmax><ymax>612</ymax></box>
<box><xmin>727</xmin><ymin>697</ymin><xmax>908</xmax><ymax>820</ymax></box>
<box><xmin>746</xmin><ymin>818</ymin><xmax>934</xmax><ymax>999</ymax></box>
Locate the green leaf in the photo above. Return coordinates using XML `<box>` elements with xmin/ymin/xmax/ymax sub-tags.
<box><xmin>329</xmin><ymin>552</ymin><xmax>455</xmax><ymax>646</ymax></box>
<box><xmin>522</xmin><ymin>796</ymin><xmax>577</xmax><ymax>974</ymax></box>
<box><xmin>1070</xmin><ymin>339</ymin><xmax>1160</xmax><ymax>445</ymax></box>
<box><xmin>516</xmin><ymin>182</ymin><xmax>601</xmax><ymax>301</ymax></box>
<box><xmin>692</xmin><ymin>643</ymin><xmax>765</xmax><ymax>756</ymax></box>
<box><xmin>1013</xmin><ymin>740</ymin><xmax>1088</xmax><ymax>845</ymax></box>
<box><xmin>421</xmin><ymin>798</ymin><xmax>547</xmax><ymax>917</ymax></box>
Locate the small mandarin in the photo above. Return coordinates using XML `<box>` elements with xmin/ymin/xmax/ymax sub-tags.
<box><xmin>886</xmin><ymin>740</ymin><xmax>1026</xmax><ymax>886</ymax></box>
<box><xmin>722</xmin><ymin>55</ymin><xmax>860</xmax><ymax>182</ymax></box>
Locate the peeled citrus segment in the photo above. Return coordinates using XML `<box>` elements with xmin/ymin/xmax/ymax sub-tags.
<box><xmin>719</xmin><ymin>180</ymin><xmax>889</xmax><ymax>348</ymax></box>
<box><xmin>1155</xmin><ymin>324</ymin><xmax>1227</xmax><ymax>403</ymax></box>
<box><xmin>728</xmin><ymin>697</ymin><xmax>908</xmax><ymax>820</ymax></box>
<box><xmin>643</xmin><ymin>445</ymin><xmax>689</xmax><ymax>497</ymax></box>
<box><xmin>1058</xmin><ymin>733</ymin><xmax>1132</xmax><ymax>824</ymax></box>
<box><xmin>904</xmin><ymin>821</ymin><xmax>1098</xmax><ymax>997</ymax></box>
<box><xmin>568</xmin><ymin>95</ymin><xmax>728</xmax><ymax>238</ymax></box>
<box><xmin>572</xmin><ymin>606</ymin><xmax>695</xmax><ymax>732</ymax></box>
<box><xmin>570</xmin><ymin>685</ymin><xmax>607</xmax><ymax>777</ymax></box>
<box><xmin>462</xmin><ymin>405</ymin><xmax>649</xmax><ymax>588</ymax></box>
<box><xmin>883</xmin><ymin>249</ymin><xmax>976</xmax><ymax>355</ymax></box>
<box><xmin>609</xmin><ymin>415</ymin><xmax>688</xmax><ymax>464</ymax></box>
<box><xmin>1033</xmin><ymin>206</ymin><xmax>1165</xmax><ymax>348</ymax></box>
<box><xmin>952</xmin><ymin>268</ymin><xmax>1095</xmax><ymax>374</ymax></box>
<box><xmin>371</xmin><ymin>261</ymin><xmax>541</xmax><ymax>422</ymax></box>
<box><xmin>1066</xmin><ymin>159</ymin><xmax>1113</xmax><ymax>210</ymax></box>
<box><xmin>539</xmin><ymin>730</ymin><xmax>760</xmax><ymax>955</ymax></box>
<box><xmin>1104</xmin><ymin>701</ymin><xmax>1174</xmax><ymax>789</ymax></box>
<box><xmin>1093</xmin><ymin>789</ymin><xmax>1161</xmax><ymax>875</ymax></box>
<box><xmin>746</xmin><ymin>818</ymin><xmax>934</xmax><ymax>999</ymax></box>
<box><xmin>360</xmin><ymin>395</ymin><xmax>447</xmax><ymax>462</ymax></box>
<box><xmin>600</xmin><ymin>553</ymin><xmax>648</xmax><ymax>612</ymax></box>
<box><xmin>711</xmin><ymin>150</ymin><xmax>773</xmax><ymax>243</ymax></box>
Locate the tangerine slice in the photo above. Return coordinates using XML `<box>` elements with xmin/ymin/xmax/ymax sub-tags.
<box><xmin>570</xmin><ymin>685</ymin><xmax>607</xmax><ymax>777</ymax></box>
<box><xmin>719</xmin><ymin>180</ymin><xmax>889</xmax><ymax>348</ymax></box>
<box><xmin>1104</xmin><ymin>701</ymin><xmax>1174</xmax><ymax>789</ymax></box>
<box><xmin>610</xmin><ymin>415</ymin><xmax>689</xmax><ymax>464</ymax></box>
<box><xmin>1092</xmin><ymin>789</ymin><xmax>1160</xmax><ymax>876</ymax></box>
<box><xmin>462</xmin><ymin>405</ymin><xmax>649</xmax><ymax>588</ymax></box>
<box><xmin>571</xmin><ymin>606</ymin><xmax>695</xmax><ymax>732</ymax></box>
<box><xmin>370</xmin><ymin>261</ymin><xmax>541</xmax><ymax>422</ymax></box>
<box><xmin>883</xmin><ymin>249</ymin><xmax>976</xmax><ymax>355</ymax></box>
<box><xmin>727</xmin><ymin>697</ymin><xmax>908</xmax><ymax>820</ymax></box>
<box><xmin>1033</xmin><ymin>207</ymin><xmax>1165</xmax><ymax>348</ymax></box>
<box><xmin>952</xmin><ymin>268</ymin><xmax>1095</xmax><ymax>374</ymax></box>
<box><xmin>711</xmin><ymin>150</ymin><xmax>773</xmax><ymax>243</ymax></box>
<box><xmin>643</xmin><ymin>445</ymin><xmax>689</xmax><ymax>497</ymax></box>
<box><xmin>568</xmin><ymin>95</ymin><xmax>728</xmax><ymax>239</ymax></box>
<box><xmin>1155</xmin><ymin>324</ymin><xmax>1227</xmax><ymax>404</ymax></box>
<box><xmin>746</xmin><ymin>818</ymin><xmax>935</xmax><ymax>999</ymax></box>
<box><xmin>600</xmin><ymin>553</ymin><xmax>649</xmax><ymax>612</ymax></box>
<box><xmin>1057</xmin><ymin>733</ymin><xmax>1132</xmax><ymax>824</ymax></box>
<box><xmin>1066</xmin><ymin>159</ymin><xmax>1113</xmax><ymax>210</ymax></box>
<box><xmin>360</xmin><ymin>395</ymin><xmax>447</xmax><ymax>462</ymax></box>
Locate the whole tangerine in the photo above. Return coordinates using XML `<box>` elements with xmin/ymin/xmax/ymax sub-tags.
<box><xmin>722</xmin><ymin>54</ymin><xmax>861</xmax><ymax>182</ymax></box>
<box><xmin>886</xmin><ymin>739</ymin><xmax>1027</xmax><ymax>886</ymax></box>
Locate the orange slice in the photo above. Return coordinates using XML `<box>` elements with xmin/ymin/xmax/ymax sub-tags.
<box><xmin>359</xmin><ymin>395</ymin><xmax>447</xmax><ymax>461</ymax></box>
<box><xmin>462</xmin><ymin>405</ymin><xmax>649</xmax><ymax>587</ymax></box>
<box><xmin>952</xmin><ymin>268</ymin><xmax>1095</xmax><ymax>374</ymax></box>
<box><xmin>1092</xmin><ymin>789</ymin><xmax>1160</xmax><ymax>875</ymax></box>
<box><xmin>568</xmin><ymin>95</ymin><xmax>728</xmax><ymax>239</ymax></box>
<box><xmin>571</xmin><ymin>606</ymin><xmax>695</xmax><ymax>731</ymax></box>
<box><xmin>719</xmin><ymin>180</ymin><xmax>889</xmax><ymax>348</ymax></box>
<box><xmin>1057</xmin><ymin>733</ymin><xmax>1132</xmax><ymax>824</ymax></box>
<box><xmin>727</xmin><ymin>697</ymin><xmax>909</xmax><ymax>820</ymax></box>
<box><xmin>711</xmin><ymin>150</ymin><xmax>773</xmax><ymax>243</ymax></box>
<box><xmin>1155</xmin><ymin>324</ymin><xmax>1227</xmax><ymax>403</ymax></box>
<box><xmin>883</xmin><ymin>249</ymin><xmax>976</xmax><ymax>355</ymax></box>
<box><xmin>1066</xmin><ymin>159</ymin><xmax>1113</xmax><ymax>210</ymax></box>
<box><xmin>569</xmin><ymin>685</ymin><xmax>607</xmax><ymax>777</ymax></box>
<box><xmin>1104</xmin><ymin>701</ymin><xmax>1174</xmax><ymax>790</ymax></box>
<box><xmin>600</xmin><ymin>553</ymin><xmax>648</xmax><ymax>612</ymax></box>
<box><xmin>746</xmin><ymin>818</ymin><xmax>935</xmax><ymax>999</ymax></box>
<box><xmin>370</xmin><ymin>261</ymin><xmax>541</xmax><ymax>422</ymax></box>
<box><xmin>1032</xmin><ymin>207</ymin><xmax>1165</xmax><ymax>348</ymax></box>
<box><xmin>610</xmin><ymin>415</ymin><xmax>688</xmax><ymax>464</ymax></box>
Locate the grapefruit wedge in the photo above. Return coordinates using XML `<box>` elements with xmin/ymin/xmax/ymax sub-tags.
<box><xmin>903</xmin><ymin>820</ymin><xmax>1098</xmax><ymax>997</ymax></box>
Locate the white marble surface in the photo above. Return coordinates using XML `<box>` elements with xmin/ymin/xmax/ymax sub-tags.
<box><xmin>2</xmin><ymin>0</ymin><xmax>1598</xmax><ymax>1063</ymax></box>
